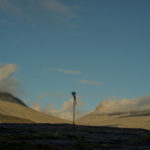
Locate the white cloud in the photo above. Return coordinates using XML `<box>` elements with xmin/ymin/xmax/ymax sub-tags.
<box><xmin>95</xmin><ymin>96</ymin><xmax>150</xmax><ymax>114</ymax></box>
<box><xmin>44</xmin><ymin>98</ymin><xmax>87</xmax><ymax>120</ymax></box>
<box><xmin>0</xmin><ymin>64</ymin><xmax>21</xmax><ymax>95</ymax></box>
<box><xmin>77</xmin><ymin>80</ymin><xmax>101</xmax><ymax>86</ymax></box>
<box><xmin>31</xmin><ymin>97</ymin><xmax>89</xmax><ymax>120</ymax></box>
<box><xmin>53</xmin><ymin>68</ymin><xmax>82</xmax><ymax>75</ymax></box>
<box><xmin>30</xmin><ymin>102</ymin><xmax>41</xmax><ymax>112</ymax></box>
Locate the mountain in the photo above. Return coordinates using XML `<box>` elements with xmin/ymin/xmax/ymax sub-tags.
<box><xmin>77</xmin><ymin>104</ymin><xmax>150</xmax><ymax>130</ymax></box>
<box><xmin>0</xmin><ymin>113</ymin><xmax>33</xmax><ymax>123</ymax></box>
<box><xmin>0</xmin><ymin>93</ymin><xmax>27</xmax><ymax>107</ymax></box>
<box><xmin>0</xmin><ymin>92</ymin><xmax>70</xmax><ymax>124</ymax></box>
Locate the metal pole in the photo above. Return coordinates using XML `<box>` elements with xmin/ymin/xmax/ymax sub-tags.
<box><xmin>73</xmin><ymin>99</ymin><xmax>75</xmax><ymax>125</ymax></box>
<box><xmin>72</xmin><ymin>91</ymin><xmax>76</xmax><ymax>125</ymax></box>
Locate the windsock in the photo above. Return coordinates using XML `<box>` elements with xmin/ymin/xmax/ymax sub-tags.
<box><xmin>72</xmin><ymin>91</ymin><xmax>77</xmax><ymax>105</ymax></box>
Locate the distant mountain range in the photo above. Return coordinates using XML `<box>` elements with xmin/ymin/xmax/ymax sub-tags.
<box><xmin>1</xmin><ymin>92</ymin><xmax>150</xmax><ymax>130</ymax></box>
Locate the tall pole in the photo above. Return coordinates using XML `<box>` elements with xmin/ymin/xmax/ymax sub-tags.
<box><xmin>72</xmin><ymin>91</ymin><xmax>76</xmax><ymax>125</ymax></box>
<box><xmin>73</xmin><ymin>98</ymin><xmax>75</xmax><ymax>125</ymax></box>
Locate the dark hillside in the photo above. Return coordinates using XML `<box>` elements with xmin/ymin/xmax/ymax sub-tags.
<box><xmin>0</xmin><ymin>92</ymin><xmax>27</xmax><ymax>107</ymax></box>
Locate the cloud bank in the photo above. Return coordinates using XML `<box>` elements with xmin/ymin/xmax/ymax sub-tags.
<box><xmin>0</xmin><ymin>64</ymin><xmax>20</xmax><ymax>95</ymax></box>
<box><xmin>30</xmin><ymin>102</ymin><xmax>41</xmax><ymax>112</ymax></box>
<box><xmin>95</xmin><ymin>96</ymin><xmax>150</xmax><ymax>114</ymax></box>
<box><xmin>31</xmin><ymin>97</ymin><xmax>88</xmax><ymax>120</ymax></box>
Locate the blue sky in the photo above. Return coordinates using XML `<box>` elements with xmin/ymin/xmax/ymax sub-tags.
<box><xmin>0</xmin><ymin>0</ymin><xmax>150</xmax><ymax>114</ymax></box>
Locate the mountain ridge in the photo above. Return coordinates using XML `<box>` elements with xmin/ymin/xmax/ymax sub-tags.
<box><xmin>0</xmin><ymin>92</ymin><xmax>27</xmax><ymax>107</ymax></box>
<box><xmin>0</xmin><ymin>92</ymin><xmax>70</xmax><ymax>124</ymax></box>
<box><xmin>77</xmin><ymin>103</ymin><xmax>150</xmax><ymax>130</ymax></box>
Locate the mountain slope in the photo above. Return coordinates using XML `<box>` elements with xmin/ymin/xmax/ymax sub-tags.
<box><xmin>0</xmin><ymin>93</ymin><xmax>27</xmax><ymax>107</ymax></box>
<box><xmin>0</xmin><ymin>93</ymin><xmax>70</xmax><ymax>124</ymax></box>
<box><xmin>77</xmin><ymin>107</ymin><xmax>150</xmax><ymax>130</ymax></box>
<box><xmin>0</xmin><ymin>113</ymin><xmax>33</xmax><ymax>123</ymax></box>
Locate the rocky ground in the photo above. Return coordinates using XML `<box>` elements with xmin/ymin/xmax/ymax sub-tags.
<box><xmin>0</xmin><ymin>123</ymin><xmax>150</xmax><ymax>150</ymax></box>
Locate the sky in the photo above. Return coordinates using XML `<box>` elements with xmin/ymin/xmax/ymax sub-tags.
<box><xmin>0</xmin><ymin>0</ymin><xmax>150</xmax><ymax>119</ymax></box>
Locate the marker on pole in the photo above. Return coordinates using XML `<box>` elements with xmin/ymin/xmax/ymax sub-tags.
<box><xmin>71</xmin><ymin>91</ymin><xmax>76</xmax><ymax>125</ymax></box>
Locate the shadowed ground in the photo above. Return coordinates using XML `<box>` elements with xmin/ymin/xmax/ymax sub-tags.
<box><xmin>0</xmin><ymin>123</ymin><xmax>150</xmax><ymax>150</ymax></box>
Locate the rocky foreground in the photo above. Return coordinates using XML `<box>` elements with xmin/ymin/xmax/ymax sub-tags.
<box><xmin>0</xmin><ymin>123</ymin><xmax>150</xmax><ymax>150</ymax></box>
